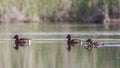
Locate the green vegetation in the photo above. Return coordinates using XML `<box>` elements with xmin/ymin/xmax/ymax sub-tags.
<box><xmin>0</xmin><ymin>0</ymin><xmax>59</xmax><ymax>16</ymax></box>
<box><xmin>0</xmin><ymin>0</ymin><xmax>119</xmax><ymax>23</ymax></box>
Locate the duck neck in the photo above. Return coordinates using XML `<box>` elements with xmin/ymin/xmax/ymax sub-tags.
<box><xmin>68</xmin><ymin>37</ymin><xmax>71</xmax><ymax>41</ymax></box>
<box><xmin>67</xmin><ymin>38</ymin><xmax>71</xmax><ymax>43</ymax></box>
<box><xmin>15</xmin><ymin>37</ymin><xmax>19</xmax><ymax>40</ymax></box>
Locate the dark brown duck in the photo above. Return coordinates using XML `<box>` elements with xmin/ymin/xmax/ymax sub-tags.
<box><xmin>13</xmin><ymin>34</ymin><xmax>31</xmax><ymax>50</ymax></box>
<box><xmin>66</xmin><ymin>34</ymin><xmax>82</xmax><ymax>51</ymax></box>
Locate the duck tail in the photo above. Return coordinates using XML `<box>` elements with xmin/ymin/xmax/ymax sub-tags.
<box><xmin>28</xmin><ymin>40</ymin><xmax>31</xmax><ymax>46</ymax></box>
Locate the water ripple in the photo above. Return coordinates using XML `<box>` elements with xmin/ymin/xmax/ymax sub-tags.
<box><xmin>0</xmin><ymin>31</ymin><xmax>120</xmax><ymax>36</ymax></box>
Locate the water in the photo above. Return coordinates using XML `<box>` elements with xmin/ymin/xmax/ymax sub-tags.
<box><xmin>0</xmin><ymin>23</ymin><xmax>120</xmax><ymax>68</ymax></box>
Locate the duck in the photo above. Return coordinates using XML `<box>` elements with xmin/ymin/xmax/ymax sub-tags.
<box><xmin>13</xmin><ymin>34</ymin><xmax>31</xmax><ymax>50</ymax></box>
<box><xmin>66</xmin><ymin>34</ymin><xmax>82</xmax><ymax>51</ymax></box>
<box><xmin>85</xmin><ymin>38</ymin><xmax>93</xmax><ymax>51</ymax></box>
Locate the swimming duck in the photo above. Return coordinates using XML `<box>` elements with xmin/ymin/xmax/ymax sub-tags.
<box><xmin>13</xmin><ymin>34</ymin><xmax>31</xmax><ymax>50</ymax></box>
<box><xmin>85</xmin><ymin>38</ymin><xmax>93</xmax><ymax>51</ymax></box>
<box><xmin>66</xmin><ymin>34</ymin><xmax>82</xmax><ymax>51</ymax></box>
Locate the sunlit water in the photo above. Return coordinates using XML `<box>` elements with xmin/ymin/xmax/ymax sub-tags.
<box><xmin>0</xmin><ymin>23</ymin><xmax>120</xmax><ymax>68</ymax></box>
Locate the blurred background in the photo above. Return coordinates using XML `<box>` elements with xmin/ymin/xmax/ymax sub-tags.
<box><xmin>0</xmin><ymin>0</ymin><xmax>120</xmax><ymax>68</ymax></box>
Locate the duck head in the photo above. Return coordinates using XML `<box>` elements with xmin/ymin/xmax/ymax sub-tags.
<box><xmin>66</xmin><ymin>34</ymin><xmax>72</xmax><ymax>51</ymax></box>
<box><xmin>66</xmin><ymin>34</ymin><xmax>71</xmax><ymax>39</ymax></box>
<box><xmin>86</xmin><ymin>38</ymin><xmax>92</xmax><ymax>42</ymax></box>
<box><xmin>13</xmin><ymin>35</ymin><xmax>19</xmax><ymax>50</ymax></box>
<box><xmin>13</xmin><ymin>34</ymin><xmax>19</xmax><ymax>39</ymax></box>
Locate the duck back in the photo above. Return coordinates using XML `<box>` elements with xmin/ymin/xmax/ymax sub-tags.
<box><xmin>70</xmin><ymin>39</ymin><xmax>81</xmax><ymax>46</ymax></box>
<box><xmin>19</xmin><ymin>38</ymin><xmax>31</xmax><ymax>46</ymax></box>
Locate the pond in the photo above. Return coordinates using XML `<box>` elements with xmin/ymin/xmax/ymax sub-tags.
<box><xmin>0</xmin><ymin>23</ymin><xmax>120</xmax><ymax>68</ymax></box>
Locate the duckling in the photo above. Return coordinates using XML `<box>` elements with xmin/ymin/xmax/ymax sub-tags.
<box><xmin>85</xmin><ymin>38</ymin><xmax>93</xmax><ymax>51</ymax></box>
